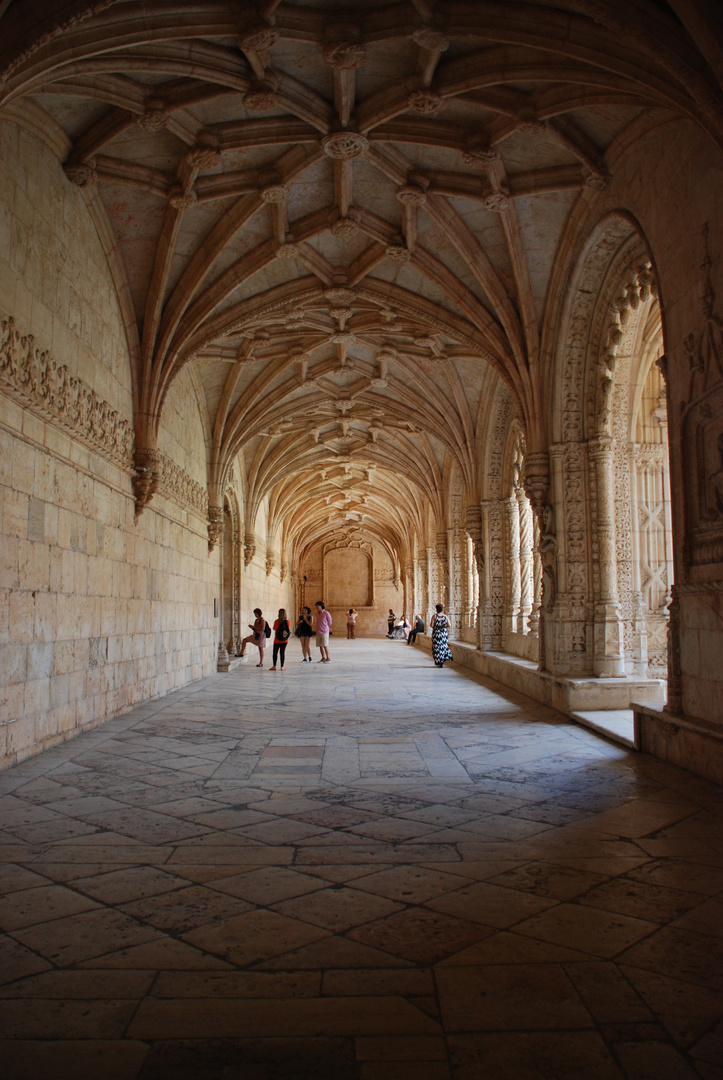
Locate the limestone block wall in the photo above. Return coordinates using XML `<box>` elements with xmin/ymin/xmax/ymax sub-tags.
<box><xmin>0</xmin><ymin>399</ymin><xmax>218</xmax><ymax>769</ymax></box>
<box><xmin>0</xmin><ymin>119</ymin><xmax>219</xmax><ymax>768</ymax></box>
<box><xmin>0</xmin><ymin>119</ymin><xmax>133</xmax><ymax>419</ymax></box>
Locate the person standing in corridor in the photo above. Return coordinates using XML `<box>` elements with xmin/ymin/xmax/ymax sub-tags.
<box><xmin>431</xmin><ymin>603</ymin><xmax>453</xmax><ymax>668</ymax></box>
<box><xmin>315</xmin><ymin>601</ymin><xmax>332</xmax><ymax>663</ymax></box>
<box><xmin>270</xmin><ymin>609</ymin><xmax>290</xmax><ymax>671</ymax></box>
<box><xmin>346</xmin><ymin>608</ymin><xmax>357</xmax><ymax>639</ymax></box>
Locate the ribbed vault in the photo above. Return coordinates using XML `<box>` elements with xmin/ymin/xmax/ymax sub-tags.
<box><xmin>1</xmin><ymin>0</ymin><xmax>721</xmax><ymax>565</ymax></box>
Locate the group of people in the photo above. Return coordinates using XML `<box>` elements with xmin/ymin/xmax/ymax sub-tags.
<box><xmin>239</xmin><ymin>601</ymin><xmax>332</xmax><ymax>669</ymax></box>
<box><xmin>387</xmin><ymin>605</ymin><xmax>453</xmax><ymax>666</ymax></box>
<box><xmin>237</xmin><ymin>600</ymin><xmax>453</xmax><ymax>670</ymax></box>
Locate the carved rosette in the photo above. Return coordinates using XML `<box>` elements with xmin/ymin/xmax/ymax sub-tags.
<box><xmin>133</xmin><ymin>449</ymin><xmax>161</xmax><ymax>517</ymax></box>
<box><xmin>323</xmin><ymin>41</ymin><xmax>366</xmax><ymax>69</ymax></box>
<box><xmin>584</xmin><ymin>171</ymin><xmax>608</xmax><ymax>190</ymax></box>
<box><xmin>207</xmin><ymin>506</ymin><xmax>225</xmax><ymax>552</ymax></box>
<box><xmin>396</xmin><ymin>185</ymin><xmax>427</xmax><ymax>206</ymax></box>
<box><xmin>463</xmin><ymin>145</ymin><xmax>499</xmax><ymax>167</ymax></box>
<box><xmin>331</xmin><ymin>217</ymin><xmax>360</xmax><ymax>238</ymax></box>
<box><xmin>63</xmin><ymin>163</ymin><xmax>98</xmax><ymax>187</ymax></box>
<box><xmin>407</xmin><ymin>90</ymin><xmax>444</xmax><ymax>114</ymax></box>
<box><xmin>321</xmin><ymin>131</ymin><xmax>369</xmax><ymax>159</ymax></box>
<box><xmin>136</xmin><ymin>106</ymin><xmax>169</xmax><ymax>131</ymax></box>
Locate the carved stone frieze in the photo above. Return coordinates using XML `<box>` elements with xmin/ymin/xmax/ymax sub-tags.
<box><xmin>155</xmin><ymin>452</ymin><xmax>209</xmax><ymax>519</ymax></box>
<box><xmin>0</xmin><ymin>313</ymin><xmax>134</xmax><ymax>471</ymax></box>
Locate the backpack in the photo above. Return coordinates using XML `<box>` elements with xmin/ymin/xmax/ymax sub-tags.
<box><xmin>278</xmin><ymin>620</ymin><xmax>290</xmax><ymax>641</ymax></box>
<box><xmin>265</xmin><ymin>621</ymin><xmax>271</xmax><ymax>638</ymax></box>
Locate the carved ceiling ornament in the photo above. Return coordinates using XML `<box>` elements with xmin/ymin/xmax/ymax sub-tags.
<box><xmin>169</xmin><ymin>187</ymin><xmax>197</xmax><ymax>210</ymax></box>
<box><xmin>63</xmin><ymin>163</ymin><xmax>98</xmax><ymax>187</ymax></box>
<box><xmin>397</xmin><ymin>185</ymin><xmax>427</xmax><ymax>207</ymax></box>
<box><xmin>186</xmin><ymin>144</ymin><xmax>222</xmax><ymax>170</ymax></box>
<box><xmin>276</xmin><ymin>242</ymin><xmax>301</xmax><ymax>260</ymax></box>
<box><xmin>321</xmin><ymin>131</ymin><xmax>369</xmax><ymax>159</ymax></box>
<box><xmin>261</xmin><ymin>184</ymin><xmax>290</xmax><ymax>203</ymax></box>
<box><xmin>412</xmin><ymin>27</ymin><xmax>450</xmax><ymax>53</ymax></box>
<box><xmin>238</xmin><ymin>26</ymin><xmax>280</xmax><ymax>55</ymax></box>
<box><xmin>331</xmin><ymin>217</ymin><xmax>360</xmax><ymax>239</ymax></box>
<box><xmin>244</xmin><ymin>81</ymin><xmax>279</xmax><ymax>111</ymax></box>
<box><xmin>136</xmin><ymin>103</ymin><xmax>170</xmax><ymax>131</ymax></box>
<box><xmin>407</xmin><ymin>89</ymin><xmax>444</xmax><ymax>114</ymax></box>
<box><xmin>385</xmin><ymin>245</ymin><xmax>413</xmax><ymax>263</ymax></box>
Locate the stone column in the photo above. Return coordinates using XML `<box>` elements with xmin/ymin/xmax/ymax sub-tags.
<box><xmin>464</xmin><ymin>504</ymin><xmax>484</xmax><ymax>650</ymax></box>
<box><xmin>517</xmin><ymin>489</ymin><xmax>534</xmax><ymax>635</ymax></box>
<box><xmin>426</xmin><ymin>546</ymin><xmax>437</xmax><ymax>622</ymax></box>
<box><xmin>589</xmin><ymin>435</ymin><xmax>626</xmax><ymax>677</ymax></box>
<box><xmin>481</xmin><ymin>499</ymin><xmax>503</xmax><ymax>650</ymax></box>
<box><xmin>666</xmin><ymin>584</ymin><xmax>683</xmax><ymax>714</ymax></box>
<box><xmin>504</xmin><ymin>496</ymin><xmax>521</xmax><ymax>639</ymax></box>
<box><xmin>528</xmin><ymin>514</ymin><xmax>541</xmax><ymax>638</ymax></box>
<box><xmin>436</xmin><ymin>531</ymin><xmax>449</xmax><ymax>614</ymax></box>
<box><xmin>522</xmin><ymin>450</ymin><xmax>553</xmax><ymax>671</ymax></box>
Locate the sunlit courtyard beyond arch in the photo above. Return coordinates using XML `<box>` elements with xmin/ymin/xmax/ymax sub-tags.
<box><xmin>1</xmin><ymin>640</ymin><xmax>721</xmax><ymax>1079</ymax></box>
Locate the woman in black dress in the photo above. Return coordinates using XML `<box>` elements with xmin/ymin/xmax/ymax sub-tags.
<box><xmin>296</xmin><ymin>606</ymin><xmax>314</xmax><ymax>662</ymax></box>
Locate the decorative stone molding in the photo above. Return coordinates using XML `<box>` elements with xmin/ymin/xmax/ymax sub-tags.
<box><xmin>63</xmin><ymin>162</ymin><xmax>98</xmax><ymax>187</ymax></box>
<box><xmin>186</xmin><ymin>141</ymin><xmax>222</xmax><ymax>170</ymax></box>
<box><xmin>0</xmin><ymin>0</ymin><xmax>116</xmax><ymax>82</ymax></box>
<box><xmin>156</xmin><ymin>452</ymin><xmax>208</xmax><ymax>518</ymax></box>
<box><xmin>245</xmin><ymin>80</ymin><xmax>279</xmax><ymax>111</ymax></box>
<box><xmin>322</xmin><ymin>131</ymin><xmax>369</xmax><ymax>159</ymax></box>
<box><xmin>483</xmin><ymin>192</ymin><xmax>510</xmax><ymax>213</ymax></box>
<box><xmin>397</xmin><ymin>185</ymin><xmax>427</xmax><ymax>206</ymax></box>
<box><xmin>133</xmin><ymin>448</ymin><xmax>161</xmax><ymax>515</ymax></box>
<box><xmin>0</xmin><ymin>313</ymin><xmax>134</xmax><ymax>471</ymax></box>
<box><xmin>407</xmin><ymin>90</ymin><xmax>444</xmax><ymax>114</ymax></box>
<box><xmin>207</xmin><ymin>506</ymin><xmax>225</xmax><ymax>551</ymax></box>
<box><xmin>323</xmin><ymin>41</ymin><xmax>366</xmax><ymax>69</ymax></box>
<box><xmin>169</xmin><ymin>186</ymin><xmax>197</xmax><ymax>210</ymax></box>
<box><xmin>238</xmin><ymin>26</ymin><xmax>280</xmax><ymax>54</ymax></box>
<box><xmin>136</xmin><ymin>104</ymin><xmax>170</xmax><ymax>131</ymax></box>
<box><xmin>261</xmin><ymin>184</ymin><xmax>290</xmax><ymax>203</ymax></box>
<box><xmin>244</xmin><ymin>532</ymin><xmax>257</xmax><ymax>567</ymax></box>
<box><xmin>386</xmin><ymin>245</ymin><xmax>413</xmax><ymax>263</ymax></box>
<box><xmin>276</xmin><ymin>243</ymin><xmax>300</xmax><ymax>260</ymax></box>
<box><xmin>463</xmin><ymin>144</ymin><xmax>499</xmax><ymax>167</ymax></box>
<box><xmin>412</xmin><ymin>28</ymin><xmax>450</xmax><ymax>52</ymax></box>
<box><xmin>324</xmin><ymin>286</ymin><xmax>357</xmax><ymax>305</ymax></box>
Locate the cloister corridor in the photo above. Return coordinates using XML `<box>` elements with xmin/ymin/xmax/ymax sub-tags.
<box><xmin>1</xmin><ymin>638</ymin><xmax>721</xmax><ymax>1080</ymax></box>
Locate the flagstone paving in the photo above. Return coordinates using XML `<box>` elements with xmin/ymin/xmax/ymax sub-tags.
<box><xmin>1</xmin><ymin>639</ymin><xmax>722</xmax><ymax>1079</ymax></box>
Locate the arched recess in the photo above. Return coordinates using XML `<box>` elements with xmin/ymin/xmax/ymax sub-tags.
<box><xmin>323</xmin><ymin>538</ymin><xmax>374</xmax><ymax>612</ymax></box>
<box><xmin>548</xmin><ymin>210</ymin><xmax>667</xmax><ymax>684</ymax></box>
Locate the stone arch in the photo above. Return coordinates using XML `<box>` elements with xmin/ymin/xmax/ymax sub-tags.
<box><xmin>548</xmin><ymin>210</ymin><xmax>666</xmax><ymax>684</ymax></box>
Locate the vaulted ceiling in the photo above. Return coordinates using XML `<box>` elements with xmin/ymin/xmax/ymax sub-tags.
<box><xmin>1</xmin><ymin>0</ymin><xmax>721</xmax><ymax>559</ymax></box>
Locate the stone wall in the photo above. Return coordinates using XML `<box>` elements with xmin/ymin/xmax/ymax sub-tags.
<box><xmin>0</xmin><ymin>120</ymin><xmax>219</xmax><ymax>769</ymax></box>
<box><xmin>300</xmin><ymin>538</ymin><xmax>403</xmax><ymax>638</ymax></box>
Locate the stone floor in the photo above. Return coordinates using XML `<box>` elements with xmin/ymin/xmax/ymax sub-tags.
<box><xmin>1</xmin><ymin>639</ymin><xmax>722</xmax><ymax>1080</ymax></box>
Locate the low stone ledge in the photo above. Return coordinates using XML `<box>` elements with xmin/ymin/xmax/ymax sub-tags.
<box><xmin>412</xmin><ymin>634</ymin><xmax>663</xmax><ymax>747</ymax></box>
<box><xmin>634</xmin><ymin>703</ymin><xmax>723</xmax><ymax>786</ymax></box>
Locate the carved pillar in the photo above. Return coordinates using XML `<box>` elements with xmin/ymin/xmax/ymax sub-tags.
<box><xmin>589</xmin><ymin>435</ymin><xmax>626</xmax><ymax>676</ymax></box>
<box><xmin>404</xmin><ymin>562</ymin><xmax>414</xmax><ymax>618</ymax></box>
<box><xmin>666</xmin><ymin>584</ymin><xmax>683</xmax><ymax>714</ymax></box>
<box><xmin>517</xmin><ymin>488</ymin><xmax>534</xmax><ymax>634</ymax></box>
<box><xmin>436</xmin><ymin>531</ymin><xmax>449</xmax><ymax>612</ymax></box>
<box><xmin>629</xmin><ymin>443</ymin><xmax>649</xmax><ymax>676</ymax></box>
<box><xmin>504</xmin><ymin>496</ymin><xmax>521</xmax><ymax>638</ymax></box>
<box><xmin>232</xmin><ymin>512</ymin><xmax>241</xmax><ymax>654</ymax></box>
<box><xmin>523</xmin><ymin>450</ymin><xmax>553</xmax><ymax>671</ymax></box>
<box><xmin>426</xmin><ymin>546</ymin><xmax>438</xmax><ymax>619</ymax></box>
<box><xmin>481</xmin><ymin>499</ymin><xmax>503</xmax><ymax>650</ymax></box>
<box><xmin>465</xmin><ymin>504</ymin><xmax>484</xmax><ymax>650</ymax></box>
<box><xmin>528</xmin><ymin>514</ymin><xmax>541</xmax><ymax>638</ymax></box>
